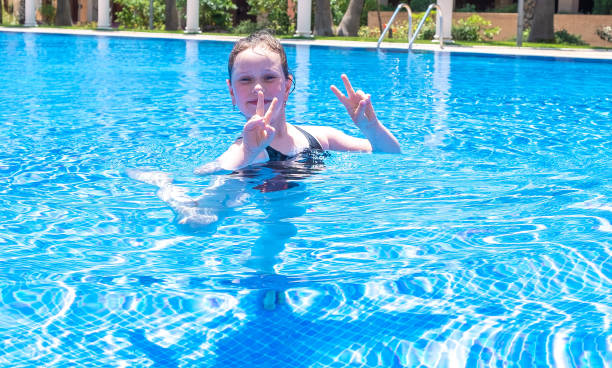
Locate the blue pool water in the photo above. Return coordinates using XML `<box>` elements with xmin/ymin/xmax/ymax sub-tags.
<box><xmin>1</xmin><ymin>31</ymin><xmax>611</xmax><ymax>367</ymax></box>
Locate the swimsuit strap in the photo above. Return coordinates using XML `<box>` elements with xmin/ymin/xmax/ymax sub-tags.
<box><xmin>265</xmin><ymin>126</ymin><xmax>322</xmax><ymax>161</ymax></box>
<box><xmin>265</xmin><ymin>146</ymin><xmax>291</xmax><ymax>161</ymax></box>
<box><xmin>294</xmin><ymin>126</ymin><xmax>323</xmax><ymax>150</ymax></box>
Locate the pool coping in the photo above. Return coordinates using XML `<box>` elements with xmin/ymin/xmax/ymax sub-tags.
<box><xmin>2</xmin><ymin>26</ymin><xmax>612</xmax><ymax>60</ymax></box>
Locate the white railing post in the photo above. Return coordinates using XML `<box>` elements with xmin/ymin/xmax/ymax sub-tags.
<box><xmin>435</xmin><ymin>0</ymin><xmax>453</xmax><ymax>42</ymax></box>
<box><xmin>24</xmin><ymin>0</ymin><xmax>37</xmax><ymax>27</ymax></box>
<box><xmin>294</xmin><ymin>0</ymin><xmax>312</xmax><ymax>37</ymax></box>
<box><xmin>185</xmin><ymin>0</ymin><xmax>201</xmax><ymax>33</ymax></box>
<box><xmin>97</xmin><ymin>0</ymin><xmax>111</xmax><ymax>29</ymax></box>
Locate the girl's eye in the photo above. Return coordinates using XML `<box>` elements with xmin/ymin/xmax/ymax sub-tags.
<box><xmin>239</xmin><ymin>77</ymin><xmax>251</xmax><ymax>83</ymax></box>
<box><xmin>265</xmin><ymin>75</ymin><xmax>278</xmax><ymax>81</ymax></box>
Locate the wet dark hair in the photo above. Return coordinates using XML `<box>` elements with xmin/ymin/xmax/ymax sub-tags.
<box><xmin>227</xmin><ymin>30</ymin><xmax>293</xmax><ymax>87</ymax></box>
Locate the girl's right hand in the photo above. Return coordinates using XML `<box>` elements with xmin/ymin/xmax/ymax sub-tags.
<box><xmin>242</xmin><ymin>91</ymin><xmax>278</xmax><ymax>156</ymax></box>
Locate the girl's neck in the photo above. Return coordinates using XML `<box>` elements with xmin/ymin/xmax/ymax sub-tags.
<box><xmin>270</xmin><ymin>113</ymin><xmax>289</xmax><ymax>137</ymax></box>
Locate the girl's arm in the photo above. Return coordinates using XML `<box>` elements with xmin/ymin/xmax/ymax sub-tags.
<box><xmin>313</xmin><ymin>74</ymin><xmax>401</xmax><ymax>154</ymax></box>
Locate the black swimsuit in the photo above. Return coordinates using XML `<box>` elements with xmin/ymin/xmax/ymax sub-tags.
<box><xmin>264</xmin><ymin>126</ymin><xmax>323</xmax><ymax>161</ymax></box>
<box><xmin>235</xmin><ymin>126</ymin><xmax>327</xmax><ymax>192</ymax></box>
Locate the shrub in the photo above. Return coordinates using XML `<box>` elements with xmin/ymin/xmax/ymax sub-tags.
<box><xmin>596</xmin><ymin>26</ymin><xmax>612</xmax><ymax>42</ymax></box>
<box><xmin>593</xmin><ymin>0</ymin><xmax>612</xmax><ymax>14</ymax></box>
<box><xmin>365</xmin><ymin>13</ymin><xmax>436</xmax><ymax>41</ymax></box>
<box><xmin>330</xmin><ymin>0</ymin><xmax>349</xmax><ymax>25</ymax></box>
<box><xmin>409</xmin><ymin>0</ymin><xmax>435</xmax><ymax>12</ymax></box>
<box><xmin>233</xmin><ymin>19</ymin><xmax>260</xmax><ymax>34</ymax></box>
<box><xmin>554</xmin><ymin>29</ymin><xmax>587</xmax><ymax>45</ymax></box>
<box><xmin>199</xmin><ymin>0</ymin><xmax>235</xmax><ymax>30</ymax></box>
<box><xmin>452</xmin><ymin>14</ymin><xmax>500</xmax><ymax>41</ymax></box>
<box><xmin>114</xmin><ymin>0</ymin><xmax>165</xmax><ymax>29</ymax></box>
<box><xmin>247</xmin><ymin>0</ymin><xmax>293</xmax><ymax>34</ymax></box>
<box><xmin>416</xmin><ymin>14</ymin><xmax>437</xmax><ymax>40</ymax></box>
<box><xmin>358</xmin><ymin>25</ymin><xmax>380</xmax><ymax>38</ymax></box>
<box><xmin>361</xmin><ymin>0</ymin><xmax>380</xmax><ymax>26</ymax></box>
<box><xmin>456</xmin><ymin>3</ymin><xmax>476</xmax><ymax>12</ymax></box>
<box><xmin>509</xmin><ymin>27</ymin><xmax>530</xmax><ymax>41</ymax></box>
<box><xmin>487</xmin><ymin>3</ymin><xmax>517</xmax><ymax>12</ymax></box>
<box><xmin>40</xmin><ymin>3</ymin><xmax>55</xmax><ymax>24</ymax></box>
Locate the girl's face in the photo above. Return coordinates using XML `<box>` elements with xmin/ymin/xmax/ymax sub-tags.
<box><xmin>228</xmin><ymin>47</ymin><xmax>292</xmax><ymax>122</ymax></box>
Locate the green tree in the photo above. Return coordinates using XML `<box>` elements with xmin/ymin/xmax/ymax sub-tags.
<box><xmin>115</xmin><ymin>0</ymin><xmax>165</xmax><ymax>29</ymax></box>
<box><xmin>247</xmin><ymin>0</ymin><xmax>291</xmax><ymax>34</ymax></box>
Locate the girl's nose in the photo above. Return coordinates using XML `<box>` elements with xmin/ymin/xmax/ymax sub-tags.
<box><xmin>253</xmin><ymin>83</ymin><xmax>263</xmax><ymax>93</ymax></box>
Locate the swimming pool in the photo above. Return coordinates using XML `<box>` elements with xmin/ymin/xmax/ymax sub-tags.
<box><xmin>1</xmin><ymin>31</ymin><xmax>610</xmax><ymax>367</ymax></box>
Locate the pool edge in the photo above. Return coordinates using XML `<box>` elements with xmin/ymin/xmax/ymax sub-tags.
<box><xmin>2</xmin><ymin>26</ymin><xmax>612</xmax><ymax>61</ymax></box>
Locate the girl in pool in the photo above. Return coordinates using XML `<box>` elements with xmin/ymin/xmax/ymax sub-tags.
<box><xmin>130</xmin><ymin>30</ymin><xmax>402</xmax><ymax>225</ymax></box>
<box><xmin>194</xmin><ymin>30</ymin><xmax>401</xmax><ymax>175</ymax></box>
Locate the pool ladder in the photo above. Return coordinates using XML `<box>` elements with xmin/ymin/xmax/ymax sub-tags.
<box><xmin>376</xmin><ymin>3</ymin><xmax>444</xmax><ymax>50</ymax></box>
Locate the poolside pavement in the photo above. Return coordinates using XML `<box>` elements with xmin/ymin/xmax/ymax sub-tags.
<box><xmin>2</xmin><ymin>26</ymin><xmax>611</xmax><ymax>60</ymax></box>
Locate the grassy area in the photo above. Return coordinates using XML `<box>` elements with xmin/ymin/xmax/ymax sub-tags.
<box><xmin>2</xmin><ymin>23</ymin><xmax>610</xmax><ymax>50</ymax></box>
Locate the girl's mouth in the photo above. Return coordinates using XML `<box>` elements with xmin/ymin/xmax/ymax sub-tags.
<box><xmin>247</xmin><ymin>99</ymin><xmax>273</xmax><ymax>105</ymax></box>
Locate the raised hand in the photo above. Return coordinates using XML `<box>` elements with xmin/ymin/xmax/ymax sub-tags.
<box><xmin>331</xmin><ymin>74</ymin><xmax>379</xmax><ymax>131</ymax></box>
<box><xmin>242</xmin><ymin>91</ymin><xmax>278</xmax><ymax>155</ymax></box>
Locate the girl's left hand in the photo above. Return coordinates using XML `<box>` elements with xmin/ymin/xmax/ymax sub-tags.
<box><xmin>331</xmin><ymin>74</ymin><xmax>380</xmax><ymax>131</ymax></box>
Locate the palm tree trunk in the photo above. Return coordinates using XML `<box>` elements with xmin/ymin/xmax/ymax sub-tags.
<box><xmin>336</xmin><ymin>0</ymin><xmax>364</xmax><ymax>36</ymax></box>
<box><xmin>527</xmin><ymin>0</ymin><xmax>554</xmax><ymax>42</ymax></box>
<box><xmin>165</xmin><ymin>0</ymin><xmax>179</xmax><ymax>30</ymax></box>
<box><xmin>314</xmin><ymin>0</ymin><xmax>333</xmax><ymax>36</ymax></box>
<box><xmin>55</xmin><ymin>0</ymin><xmax>73</xmax><ymax>26</ymax></box>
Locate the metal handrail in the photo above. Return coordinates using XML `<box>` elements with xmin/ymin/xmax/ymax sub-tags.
<box><xmin>408</xmin><ymin>3</ymin><xmax>443</xmax><ymax>50</ymax></box>
<box><xmin>376</xmin><ymin>3</ymin><xmax>413</xmax><ymax>48</ymax></box>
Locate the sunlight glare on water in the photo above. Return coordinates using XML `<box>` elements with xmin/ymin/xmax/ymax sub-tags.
<box><xmin>0</xmin><ymin>31</ymin><xmax>610</xmax><ymax>367</ymax></box>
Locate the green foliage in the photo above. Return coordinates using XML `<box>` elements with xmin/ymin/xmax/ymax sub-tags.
<box><xmin>330</xmin><ymin>0</ymin><xmax>349</xmax><ymax>25</ymax></box>
<box><xmin>597</xmin><ymin>26</ymin><xmax>612</xmax><ymax>42</ymax></box>
<box><xmin>593</xmin><ymin>0</ymin><xmax>612</xmax><ymax>14</ymax></box>
<box><xmin>40</xmin><ymin>3</ymin><xmax>55</xmax><ymax>24</ymax></box>
<box><xmin>247</xmin><ymin>0</ymin><xmax>292</xmax><ymax>34</ymax></box>
<box><xmin>173</xmin><ymin>0</ymin><xmax>234</xmax><ymax>30</ymax></box>
<box><xmin>2</xmin><ymin>5</ymin><xmax>18</xmax><ymax>25</ymax></box>
<box><xmin>114</xmin><ymin>0</ymin><xmax>165</xmax><ymax>29</ymax></box>
<box><xmin>456</xmin><ymin>3</ymin><xmax>476</xmax><ymax>12</ymax></box>
<box><xmin>554</xmin><ymin>29</ymin><xmax>587</xmax><ymax>45</ymax></box>
<box><xmin>451</xmin><ymin>14</ymin><xmax>500</xmax><ymax>41</ymax></box>
<box><xmin>414</xmin><ymin>12</ymin><xmax>436</xmax><ymax>39</ymax></box>
<box><xmin>409</xmin><ymin>0</ymin><xmax>435</xmax><ymax>12</ymax></box>
<box><xmin>487</xmin><ymin>3</ymin><xmax>517</xmax><ymax>12</ymax></box>
<box><xmin>361</xmin><ymin>0</ymin><xmax>379</xmax><ymax>26</ymax></box>
<box><xmin>509</xmin><ymin>27</ymin><xmax>530</xmax><ymax>41</ymax></box>
<box><xmin>357</xmin><ymin>25</ymin><xmax>379</xmax><ymax>38</ymax></box>
<box><xmin>233</xmin><ymin>19</ymin><xmax>260</xmax><ymax>34</ymax></box>
<box><xmin>199</xmin><ymin>0</ymin><xmax>235</xmax><ymax>30</ymax></box>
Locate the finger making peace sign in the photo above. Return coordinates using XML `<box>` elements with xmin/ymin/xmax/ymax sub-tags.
<box><xmin>331</xmin><ymin>74</ymin><xmax>379</xmax><ymax>130</ymax></box>
<box><xmin>242</xmin><ymin>91</ymin><xmax>278</xmax><ymax>154</ymax></box>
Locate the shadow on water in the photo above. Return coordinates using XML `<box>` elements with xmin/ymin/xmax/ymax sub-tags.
<box><xmin>126</xmin><ymin>151</ymin><xmax>329</xmax><ymax>363</ymax></box>
<box><xmin>208</xmin><ymin>308</ymin><xmax>450</xmax><ymax>367</ymax></box>
<box><xmin>127</xmin><ymin>329</ymin><xmax>180</xmax><ymax>368</ymax></box>
<box><xmin>125</xmin><ymin>297</ymin><xmax>450</xmax><ymax>367</ymax></box>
